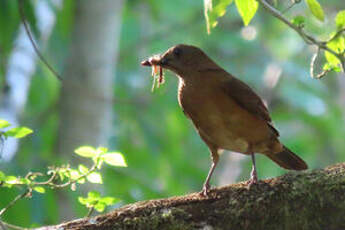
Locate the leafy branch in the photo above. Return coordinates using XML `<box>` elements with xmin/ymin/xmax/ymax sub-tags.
<box><xmin>257</xmin><ymin>0</ymin><xmax>345</xmax><ymax>76</ymax></box>
<box><xmin>0</xmin><ymin>121</ymin><xmax>127</xmax><ymax>229</ymax></box>
<box><xmin>204</xmin><ymin>0</ymin><xmax>345</xmax><ymax>78</ymax></box>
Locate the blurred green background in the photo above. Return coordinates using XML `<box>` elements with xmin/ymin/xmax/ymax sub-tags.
<box><xmin>0</xmin><ymin>0</ymin><xmax>345</xmax><ymax>227</ymax></box>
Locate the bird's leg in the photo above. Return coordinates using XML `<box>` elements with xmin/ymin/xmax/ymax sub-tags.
<box><xmin>248</xmin><ymin>153</ymin><xmax>258</xmax><ymax>186</ymax></box>
<box><xmin>200</xmin><ymin>148</ymin><xmax>219</xmax><ymax>196</ymax></box>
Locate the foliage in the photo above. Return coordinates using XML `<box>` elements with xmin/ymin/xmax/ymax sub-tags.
<box><xmin>204</xmin><ymin>0</ymin><xmax>233</xmax><ymax>34</ymax></box>
<box><xmin>78</xmin><ymin>191</ymin><xmax>118</xmax><ymax>213</ymax></box>
<box><xmin>204</xmin><ymin>0</ymin><xmax>345</xmax><ymax>76</ymax></box>
<box><xmin>0</xmin><ymin>121</ymin><xmax>126</xmax><ymax>227</ymax></box>
<box><xmin>0</xmin><ymin>119</ymin><xmax>33</xmax><ymax>140</ymax></box>
<box><xmin>336</xmin><ymin>10</ymin><xmax>345</xmax><ymax>29</ymax></box>
<box><xmin>305</xmin><ymin>0</ymin><xmax>324</xmax><ymax>21</ymax></box>
<box><xmin>234</xmin><ymin>0</ymin><xmax>258</xmax><ymax>26</ymax></box>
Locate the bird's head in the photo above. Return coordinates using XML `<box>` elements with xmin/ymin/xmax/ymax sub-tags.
<box><xmin>142</xmin><ymin>44</ymin><xmax>218</xmax><ymax>76</ymax></box>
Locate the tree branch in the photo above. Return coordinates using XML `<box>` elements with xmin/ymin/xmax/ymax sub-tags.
<box><xmin>258</xmin><ymin>0</ymin><xmax>345</xmax><ymax>72</ymax></box>
<box><xmin>0</xmin><ymin>189</ymin><xmax>31</xmax><ymax>217</ymax></box>
<box><xmin>18</xmin><ymin>0</ymin><xmax>62</xmax><ymax>81</ymax></box>
<box><xmin>1</xmin><ymin>221</ymin><xmax>28</xmax><ymax>230</ymax></box>
<box><xmin>36</xmin><ymin>162</ymin><xmax>345</xmax><ymax>230</ymax></box>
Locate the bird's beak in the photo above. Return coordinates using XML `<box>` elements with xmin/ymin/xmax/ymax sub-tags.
<box><xmin>141</xmin><ymin>55</ymin><xmax>169</xmax><ymax>67</ymax></box>
<box><xmin>141</xmin><ymin>60</ymin><xmax>152</xmax><ymax>66</ymax></box>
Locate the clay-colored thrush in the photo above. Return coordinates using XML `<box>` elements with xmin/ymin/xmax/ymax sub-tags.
<box><xmin>141</xmin><ymin>44</ymin><xmax>308</xmax><ymax>196</ymax></box>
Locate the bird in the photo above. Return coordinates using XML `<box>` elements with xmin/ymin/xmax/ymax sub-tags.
<box><xmin>141</xmin><ymin>44</ymin><xmax>308</xmax><ymax>196</ymax></box>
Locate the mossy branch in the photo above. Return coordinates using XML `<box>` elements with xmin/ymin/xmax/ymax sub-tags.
<box><xmin>37</xmin><ymin>162</ymin><xmax>345</xmax><ymax>230</ymax></box>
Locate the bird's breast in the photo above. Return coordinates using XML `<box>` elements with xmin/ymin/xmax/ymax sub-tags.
<box><xmin>178</xmin><ymin>78</ymin><xmax>273</xmax><ymax>154</ymax></box>
<box><xmin>178</xmin><ymin>80</ymin><xmax>248</xmax><ymax>153</ymax></box>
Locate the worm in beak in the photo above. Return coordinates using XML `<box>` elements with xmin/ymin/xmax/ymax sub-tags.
<box><xmin>141</xmin><ymin>56</ymin><xmax>165</xmax><ymax>92</ymax></box>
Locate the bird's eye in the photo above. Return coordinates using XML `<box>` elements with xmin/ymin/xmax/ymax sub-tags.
<box><xmin>173</xmin><ymin>48</ymin><xmax>182</xmax><ymax>57</ymax></box>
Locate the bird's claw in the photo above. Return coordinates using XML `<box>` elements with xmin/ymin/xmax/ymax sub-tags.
<box><xmin>247</xmin><ymin>177</ymin><xmax>258</xmax><ymax>188</ymax></box>
<box><xmin>247</xmin><ymin>168</ymin><xmax>258</xmax><ymax>188</ymax></box>
<box><xmin>199</xmin><ymin>183</ymin><xmax>210</xmax><ymax>197</ymax></box>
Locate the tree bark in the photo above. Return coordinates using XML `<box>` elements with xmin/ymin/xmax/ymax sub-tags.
<box><xmin>38</xmin><ymin>163</ymin><xmax>345</xmax><ymax>230</ymax></box>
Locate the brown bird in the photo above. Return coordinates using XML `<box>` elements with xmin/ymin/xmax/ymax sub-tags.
<box><xmin>141</xmin><ymin>44</ymin><xmax>308</xmax><ymax>196</ymax></box>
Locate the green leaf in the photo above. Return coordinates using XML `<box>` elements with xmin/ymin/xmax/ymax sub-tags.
<box><xmin>235</xmin><ymin>0</ymin><xmax>258</xmax><ymax>26</ymax></box>
<box><xmin>57</xmin><ymin>168</ymin><xmax>67</xmax><ymax>181</ymax></box>
<box><xmin>74</xmin><ymin>146</ymin><xmax>97</xmax><ymax>158</ymax></box>
<box><xmin>33</xmin><ymin>186</ymin><xmax>46</xmax><ymax>193</ymax></box>
<box><xmin>5</xmin><ymin>176</ymin><xmax>20</xmax><ymax>185</ymax></box>
<box><xmin>0</xmin><ymin>171</ymin><xmax>6</xmax><ymax>181</ymax></box>
<box><xmin>5</xmin><ymin>127</ymin><xmax>33</xmax><ymax>138</ymax></box>
<box><xmin>78</xmin><ymin>191</ymin><xmax>117</xmax><ymax>211</ymax></box>
<box><xmin>77</xmin><ymin>178</ymin><xmax>85</xmax><ymax>184</ymax></box>
<box><xmin>204</xmin><ymin>0</ymin><xmax>233</xmax><ymax>34</ymax></box>
<box><xmin>87</xmin><ymin>172</ymin><xmax>103</xmax><ymax>184</ymax></box>
<box><xmin>69</xmin><ymin>169</ymin><xmax>81</xmax><ymax>180</ymax></box>
<box><xmin>96</xmin><ymin>147</ymin><xmax>108</xmax><ymax>155</ymax></box>
<box><xmin>19</xmin><ymin>178</ymin><xmax>31</xmax><ymax>185</ymax></box>
<box><xmin>78</xmin><ymin>164</ymin><xmax>89</xmax><ymax>174</ymax></box>
<box><xmin>78</xmin><ymin>196</ymin><xmax>95</xmax><ymax>207</ymax></box>
<box><xmin>100</xmin><ymin>197</ymin><xmax>117</xmax><ymax>205</ymax></box>
<box><xmin>5</xmin><ymin>176</ymin><xmax>18</xmax><ymax>184</ymax></box>
<box><xmin>325</xmin><ymin>34</ymin><xmax>345</xmax><ymax>66</ymax></box>
<box><xmin>0</xmin><ymin>120</ymin><xmax>10</xmax><ymax>129</ymax></box>
<box><xmin>334</xmin><ymin>66</ymin><xmax>341</xmax><ymax>72</ymax></box>
<box><xmin>322</xmin><ymin>62</ymin><xmax>341</xmax><ymax>73</ymax></box>
<box><xmin>94</xmin><ymin>203</ymin><xmax>106</xmax><ymax>212</ymax></box>
<box><xmin>88</xmin><ymin>191</ymin><xmax>101</xmax><ymax>199</ymax></box>
<box><xmin>335</xmin><ymin>10</ymin><xmax>345</xmax><ymax>29</ymax></box>
<box><xmin>102</xmin><ymin>152</ymin><xmax>127</xmax><ymax>167</ymax></box>
<box><xmin>78</xmin><ymin>196</ymin><xmax>89</xmax><ymax>205</ymax></box>
<box><xmin>306</xmin><ymin>0</ymin><xmax>324</xmax><ymax>22</ymax></box>
<box><xmin>291</xmin><ymin>15</ymin><xmax>305</xmax><ymax>28</ymax></box>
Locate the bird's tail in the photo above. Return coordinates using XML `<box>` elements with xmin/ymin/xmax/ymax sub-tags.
<box><xmin>267</xmin><ymin>146</ymin><xmax>308</xmax><ymax>170</ymax></box>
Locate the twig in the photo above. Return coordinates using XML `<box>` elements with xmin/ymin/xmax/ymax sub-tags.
<box><xmin>32</xmin><ymin>170</ymin><xmax>58</xmax><ymax>186</ymax></box>
<box><xmin>49</xmin><ymin>164</ymin><xmax>97</xmax><ymax>189</ymax></box>
<box><xmin>327</xmin><ymin>28</ymin><xmax>345</xmax><ymax>43</ymax></box>
<box><xmin>282</xmin><ymin>0</ymin><xmax>300</xmax><ymax>14</ymax></box>
<box><xmin>18</xmin><ymin>0</ymin><xmax>62</xmax><ymax>81</ymax></box>
<box><xmin>1</xmin><ymin>221</ymin><xmax>28</xmax><ymax>230</ymax></box>
<box><xmin>0</xmin><ymin>220</ymin><xmax>7</xmax><ymax>230</ymax></box>
<box><xmin>0</xmin><ymin>161</ymin><xmax>100</xmax><ymax>229</ymax></box>
<box><xmin>0</xmin><ymin>163</ymin><xmax>96</xmax><ymax>217</ymax></box>
<box><xmin>258</xmin><ymin>0</ymin><xmax>345</xmax><ymax>72</ymax></box>
<box><xmin>86</xmin><ymin>207</ymin><xmax>95</xmax><ymax>217</ymax></box>
<box><xmin>28</xmin><ymin>164</ymin><xmax>96</xmax><ymax>189</ymax></box>
<box><xmin>0</xmin><ymin>189</ymin><xmax>31</xmax><ymax>217</ymax></box>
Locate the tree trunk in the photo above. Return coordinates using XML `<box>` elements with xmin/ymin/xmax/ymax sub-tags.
<box><xmin>57</xmin><ymin>0</ymin><xmax>123</xmax><ymax>156</ymax></box>
<box><xmin>38</xmin><ymin>163</ymin><xmax>345</xmax><ymax>230</ymax></box>
<box><xmin>57</xmin><ymin>0</ymin><xmax>123</xmax><ymax>220</ymax></box>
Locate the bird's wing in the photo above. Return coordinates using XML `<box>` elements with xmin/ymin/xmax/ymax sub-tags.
<box><xmin>221</xmin><ymin>74</ymin><xmax>280</xmax><ymax>136</ymax></box>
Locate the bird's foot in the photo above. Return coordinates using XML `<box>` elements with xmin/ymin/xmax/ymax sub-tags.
<box><xmin>199</xmin><ymin>183</ymin><xmax>210</xmax><ymax>197</ymax></box>
<box><xmin>247</xmin><ymin>168</ymin><xmax>258</xmax><ymax>188</ymax></box>
<box><xmin>247</xmin><ymin>177</ymin><xmax>258</xmax><ymax>187</ymax></box>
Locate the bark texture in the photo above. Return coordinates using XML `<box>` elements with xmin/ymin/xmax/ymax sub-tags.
<box><xmin>39</xmin><ymin>163</ymin><xmax>345</xmax><ymax>230</ymax></box>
